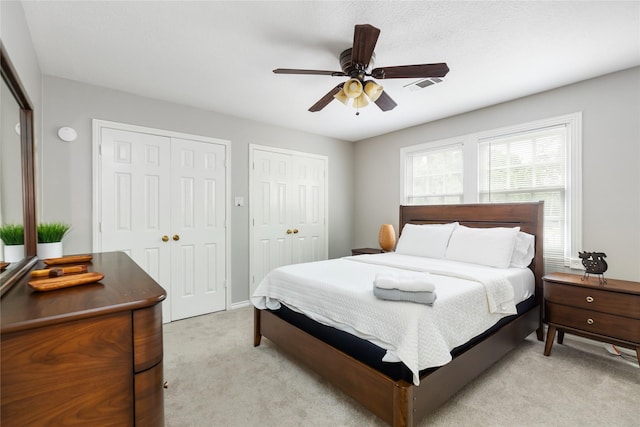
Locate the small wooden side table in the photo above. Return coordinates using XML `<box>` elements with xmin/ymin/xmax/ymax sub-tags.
<box><xmin>351</xmin><ymin>248</ymin><xmax>384</xmax><ymax>256</ymax></box>
<box><xmin>542</xmin><ymin>272</ymin><xmax>640</xmax><ymax>362</ymax></box>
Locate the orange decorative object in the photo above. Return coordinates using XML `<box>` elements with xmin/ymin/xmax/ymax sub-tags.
<box><xmin>378</xmin><ymin>224</ymin><xmax>396</xmax><ymax>252</ymax></box>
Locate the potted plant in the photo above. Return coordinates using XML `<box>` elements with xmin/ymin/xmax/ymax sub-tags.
<box><xmin>0</xmin><ymin>224</ymin><xmax>25</xmax><ymax>262</ymax></box>
<box><xmin>37</xmin><ymin>222</ymin><xmax>70</xmax><ymax>259</ymax></box>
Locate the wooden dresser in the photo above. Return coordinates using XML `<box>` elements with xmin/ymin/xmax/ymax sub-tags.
<box><xmin>543</xmin><ymin>272</ymin><xmax>640</xmax><ymax>362</ymax></box>
<box><xmin>1</xmin><ymin>251</ymin><xmax>166</xmax><ymax>426</ymax></box>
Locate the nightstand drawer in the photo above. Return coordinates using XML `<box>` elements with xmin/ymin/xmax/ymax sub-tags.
<box><xmin>544</xmin><ymin>282</ymin><xmax>640</xmax><ymax>319</ymax></box>
<box><xmin>546</xmin><ymin>302</ymin><xmax>640</xmax><ymax>343</ymax></box>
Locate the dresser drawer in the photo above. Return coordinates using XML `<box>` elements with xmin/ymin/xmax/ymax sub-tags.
<box><xmin>133</xmin><ymin>304</ymin><xmax>163</xmax><ymax>372</ymax></box>
<box><xmin>544</xmin><ymin>282</ymin><xmax>640</xmax><ymax>319</ymax></box>
<box><xmin>1</xmin><ymin>313</ymin><xmax>134</xmax><ymax>426</ymax></box>
<box><xmin>545</xmin><ymin>302</ymin><xmax>640</xmax><ymax>343</ymax></box>
<box><xmin>135</xmin><ymin>361</ymin><xmax>164</xmax><ymax>427</ymax></box>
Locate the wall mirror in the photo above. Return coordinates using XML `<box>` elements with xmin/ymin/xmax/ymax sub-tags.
<box><xmin>0</xmin><ymin>42</ymin><xmax>37</xmax><ymax>297</ymax></box>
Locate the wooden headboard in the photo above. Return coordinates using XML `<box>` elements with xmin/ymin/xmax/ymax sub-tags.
<box><xmin>399</xmin><ymin>202</ymin><xmax>544</xmax><ymax>302</ymax></box>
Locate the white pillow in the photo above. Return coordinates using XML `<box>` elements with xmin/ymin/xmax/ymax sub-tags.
<box><xmin>395</xmin><ymin>222</ymin><xmax>458</xmax><ymax>259</ymax></box>
<box><xmin>445</xmin><ymin>225</ymin><xmax>520</xmax><ymax>268</ymax></box>
<box><xmin>510</xmin><ymin>231</ymin><xmax>535</xmax><ymax>268</ymax></box>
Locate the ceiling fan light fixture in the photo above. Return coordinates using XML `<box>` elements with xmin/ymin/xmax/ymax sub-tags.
<box><xmin>274</xmin><ymin>24</ymin><xmax>448</xmax><ymax>113</ymax></box>
<box><xmin>353</xmin><ymin>93</ymin><xmax>369</xmax><ymax>108</ymax></box>
<box><xmin>364</xmin><ymin>81</ymin><xmax>383</xmax><ymax>101</ymax></box>
<box><xmin>333</xmin><ymin>88</ymin><xmax>349</xmax><ymax>105</ymax></box>
<box><xmin>343</xmin><ymin>78</ymin><xmax>363</xmax><ymax>98</ymax></box>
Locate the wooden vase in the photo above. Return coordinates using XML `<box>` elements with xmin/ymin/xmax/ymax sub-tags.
<box><xmin>378</xmin><ymin>224</ymin><xmax>396</xmax><ymax>252</ymax></box>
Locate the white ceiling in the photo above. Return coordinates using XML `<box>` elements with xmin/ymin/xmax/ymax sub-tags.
<box><xmin>21</xmin><ymin>1</ymin><xmax>640</xmax><ymax>142</ymax></box>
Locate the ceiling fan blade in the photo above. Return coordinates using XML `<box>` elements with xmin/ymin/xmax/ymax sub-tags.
<box><xmin>351</xmin><ymin>24</ymin><xmax>380</xmax><ymax>68</ymax></box>
<box><xmin>273</xmin><ymin>68</ymin><xmax>347</xmax><ymax>77</ymax></box>
<box><xmin>309</xmin><ymin>84</ymin><xmax>343</xmax><ymax>112</ymax></box>
<box><xmin>371</xmin><ymin>63</ymin><xmax>449</xmax><ymax>79</ymax></box>
<box><xmin>374</xmin><ymin>91</ymin><xmax>398</xmax><ymax>111</ymax></box>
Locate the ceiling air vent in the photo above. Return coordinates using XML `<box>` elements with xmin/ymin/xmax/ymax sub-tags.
<box><xmin>404</xmin><ymin>77</ymin><xmax>442</xmax><ymax>91</ymax></box>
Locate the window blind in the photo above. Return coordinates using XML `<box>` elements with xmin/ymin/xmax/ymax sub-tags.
<box><xmin>406</xmin><ymin>143</ymin><xmax>463</xmax><ymax>205</ymax></box>
<box><xmin>479</xmin><ymin>125</ymin><xmax>567</xmax><ymax>270</ymax></box>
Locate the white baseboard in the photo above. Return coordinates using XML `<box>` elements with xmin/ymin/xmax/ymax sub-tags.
<box><xmin>230</xmin><ymin>300</ymin><xmax>251</xmax><ymax>310</ymax></box>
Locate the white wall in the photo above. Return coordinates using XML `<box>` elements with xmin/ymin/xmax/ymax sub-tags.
<box><xmin>41</xmin><ymin>76</ymin><xmax>354</xmax><ymax>303</ymax></box>
<box><xmin>354</xmin><ymin>67</ymin><xmax>640</xmax><ymax>281</ymax></box>
<box><xmin>0</xmin><ymin>1</ymin><xmax>42</xmax><ymax>112</ymax></box>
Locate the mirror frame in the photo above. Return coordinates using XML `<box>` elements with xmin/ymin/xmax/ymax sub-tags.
<box><xmin>0</xmin><ymin>42</ymin><xmax>38</xmax><ymax>297</ymax></box>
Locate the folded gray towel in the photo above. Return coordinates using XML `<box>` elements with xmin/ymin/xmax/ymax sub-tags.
<box><xmin>373</xmin><ymin>270</ymin><xmax>436</xmax><ymax>292</ymax></box>
<box><xmin>373</xmin><ymin>286</ymin><xmax>437</xmax><ymax>305</ymax></box>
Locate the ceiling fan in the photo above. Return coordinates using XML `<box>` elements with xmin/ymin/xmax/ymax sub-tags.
<box><xmin>273</xmin><ymin>24</ymin><xmax>450</xmax><ymax>114</ymax></box>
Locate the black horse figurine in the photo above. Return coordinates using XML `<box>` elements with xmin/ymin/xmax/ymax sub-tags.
<box><xmin>579</xmin><ymin>251</ymin><xmax>608</xmax><ymax>284</ymax></box>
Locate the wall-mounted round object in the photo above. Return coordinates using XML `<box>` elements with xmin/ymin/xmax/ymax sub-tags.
<box><xmin>57</xmin><ymin>127</ymin><xmax>78</xmax><ymax>142</ymax></box>
<box><xmin>15</xmin><ymin>122</ymin><xmax>21</xmax><ymax>135</ymax></box>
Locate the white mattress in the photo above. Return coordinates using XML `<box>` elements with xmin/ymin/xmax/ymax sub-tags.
<box><xmin>251</xmin><ymin>253</ymin><xmax>534</xmax><ymax>385</ymax></box>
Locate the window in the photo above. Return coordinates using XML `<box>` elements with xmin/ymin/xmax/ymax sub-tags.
<box><xmin>402</xmin><ymin>139</ymin><xmax>464</xmax><ymax>205</ymax></box>
<box><xmin>401</xmin><ymin>113</ymin><xmax>582</xmax><ymax>272</ymax></box>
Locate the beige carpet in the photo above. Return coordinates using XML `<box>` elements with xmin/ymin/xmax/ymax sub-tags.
<box><xmin>163</xmin><ymin>306</ymin><xmax>639</xmax><ymax>427</ymax></box>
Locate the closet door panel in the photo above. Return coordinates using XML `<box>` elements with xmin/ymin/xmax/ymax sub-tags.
<box><xmin>170</xmin><ymin>138</ymin><xmax>226</xmax><ymax>320</ymax></box>
<box><xmin>100</xmin><ymin>128</ymin><xmax>172</xmax><ymax>322</ymax></box>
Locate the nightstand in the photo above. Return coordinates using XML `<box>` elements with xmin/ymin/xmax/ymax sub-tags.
<box><xmin>543</xmin><ymin>272</ymin><xmax>640</xmax><ymax>362</ymax></box>
<box><xmin>351</xmin><ymin>248</ymin><xmax>384</xmax><ymax>256</ymax></box>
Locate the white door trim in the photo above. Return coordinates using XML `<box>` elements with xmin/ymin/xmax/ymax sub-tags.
<box><xmin>92</xmin><ymin>119</ymin><xmax>232</xmax><ymax>311</ymax></box>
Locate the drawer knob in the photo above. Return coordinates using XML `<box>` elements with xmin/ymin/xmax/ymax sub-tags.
<box><xmin>163</xmin><ymin>381</ymin><xmax>169</xmax><ymax>389</ymax></box>
<box><xmin>586</xmin><ymin>318</ymin><xmax>594</xmax><ymax>325</ymax></box>
<box><xmin>586</xmin><ymin>296</ymin><xmax>594</xmax><ymax>303</ymax></box>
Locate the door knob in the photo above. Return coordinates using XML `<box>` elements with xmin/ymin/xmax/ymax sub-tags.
<box><xmin>162</xmin><ymin>235</ymin><xmax>169</xmax><ymax>242</ymax></box>
<box><xmin>286</xmin><ymin>229</ymin><xmax>293</xmax><ymax>234</ymax></box>
<box><xmin>293</xmin><ymin>229</ymin><xmax>299</xmax><ymax>234</ymax></box>
<box><xmin>173</xmin><ymin>234</ymin><xmax>180</xmax><ymax>241</ymax></box>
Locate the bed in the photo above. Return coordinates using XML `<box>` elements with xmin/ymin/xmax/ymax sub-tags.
<box><xmin>253</xmin><ymin>202</ymin><xmax>544</xmax><ymax>426</ymax></box>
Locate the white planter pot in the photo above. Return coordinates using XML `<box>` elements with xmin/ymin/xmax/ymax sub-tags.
<box><xmin>37</xmin><ymin>242</ymin><xmax>63</xmax><ymax>260</ymax></box>
<box><xmin>3</xmin><ymin>244</ymin><xmax>25</xmax><ymax>263</ymax></box>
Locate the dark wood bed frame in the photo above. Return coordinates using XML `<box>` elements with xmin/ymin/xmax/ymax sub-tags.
<box><xmin>254</xmin><ymin>202</ymin><xmax>544</xmax><ymax>426</ymax></box>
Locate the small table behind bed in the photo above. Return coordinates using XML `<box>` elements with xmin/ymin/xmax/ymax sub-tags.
<box><xmin>254</xmin><ymin>202</ymin><xmax>544</xmax><ymax>427</ymax></box>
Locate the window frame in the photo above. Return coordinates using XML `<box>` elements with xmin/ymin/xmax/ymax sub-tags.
<box><xmin>400</xmin><ymin>112</ymin><xmax>582</xmax><ymax>270</ymax></box>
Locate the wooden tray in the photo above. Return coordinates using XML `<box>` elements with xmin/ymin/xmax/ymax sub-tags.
<box><xmin>28</xmin><ymin>272</ymin><xmax>105</xmax><ymax>292</ymax></box>
<box><xmin>43</xmin><ymin>255</ymin><xmax>93</xmax><ymax>266</ymax></box>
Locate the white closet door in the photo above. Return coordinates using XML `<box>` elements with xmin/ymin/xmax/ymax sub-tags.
<box><xmin>251</xmin><ymin>149</ymin><xmax>293</xmax><ymax>293</ymax></box>
<box><xmin>97</xmin><ymin>124</ymin><xmax>227</xmax><ymax>322</ymax></box>
<box><xmin>170</xmin><ymin>138</ymin><xmax>226</xmax><ymax>320</ymax></box>
<box><xmin>290</xmin><ymin>155</ymin><xmax>326</xmax><ymax>264</ymax></box>
<box><xmin>250</xmin><ymin>146</ymin><xmax>327</xmax><ymax>295</ymax></box>
<box><xmin>99</xmin><ymin>128</ymin><xmax>172</xmax><ymax>321</ymax></box>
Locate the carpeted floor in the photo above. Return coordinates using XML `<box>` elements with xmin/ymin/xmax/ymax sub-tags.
<box><xmin>163</xmin><ymin>306</ymin><xmax>639</xmax><ymax>427</ymax></box>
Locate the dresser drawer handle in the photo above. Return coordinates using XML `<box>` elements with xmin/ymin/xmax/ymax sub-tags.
<box><xmin>586</xmin><ymin>296</ymin><xmax>594</xmax><ymax>303</ymax></box>
<box><xmin>586</xmin><ymin>318</ymin><xmax>594</xmax><ymax>325</ymax></box>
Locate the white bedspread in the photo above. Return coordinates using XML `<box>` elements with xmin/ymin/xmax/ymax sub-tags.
<box><xmin>251</xmin><ymin>253</ymin><xmax>534</xmax><ymax>385</ymax></box>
